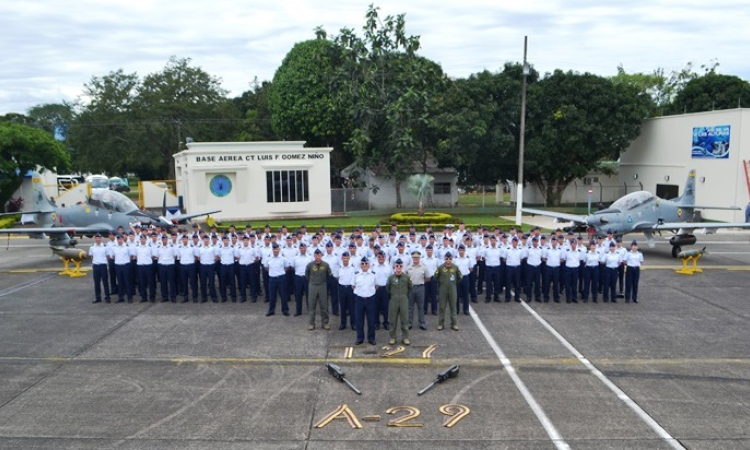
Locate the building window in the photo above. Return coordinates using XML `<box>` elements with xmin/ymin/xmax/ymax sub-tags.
<box><xmin>266</xmin><ymin>170</ymin><xmax>309</xmax><ymax>203</ymax></box>
<box><xmin>583</xmin><ymin>177</ymin><xmax>599</xmax><ymax>186</ymax></box>
<box><xmin>434</xmin><ymin>182</ymin><xmax>451</xmax><ymax>195</ymax></box>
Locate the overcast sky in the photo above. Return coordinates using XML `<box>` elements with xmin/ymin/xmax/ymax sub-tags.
<box><xmin>2</xmin><ymin>0</ymin><xmax>749</xmax><ymax>115</ymax></box>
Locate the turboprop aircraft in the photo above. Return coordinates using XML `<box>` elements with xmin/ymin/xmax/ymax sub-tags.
<box><xmin>522</xmin><ymin>170</ymin><xmax>750</xmax><ymax>257</ymax></box>
<box><xmin>0</xmin><ymin>173</ymin><xmax>219</xmax><ymax>247</ymax></box>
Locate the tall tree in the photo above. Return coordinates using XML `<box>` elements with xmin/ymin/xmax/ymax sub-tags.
<box><xmin>233</xmin><ymin>77</ymin><xmax>278</xmax><ymax>142</ymax></box>
<box><xmin>0</xmin><ymin>121</ymin><xmax>70</xmax><ymax>212</ymax></box>
<box><xmin>69</xmin><ymin>58</ymin><xmax>238</xmax><ymax>180</ymax></box>
<box><xmin>26</xmin><ymin>103</ymin><xmax>74</xmax><ymax>141</ymax></box>
<box><xmin>667</xmin><ymin>72</ymin><xmax>750</xmax><ymax>114</ymax></box>
<box><xmin>524</xmin><ymin>70</ymin><xmax>651</xmax><ymax>205</ymax></box>
<box><xmin>269</xmin><ymin>38</ymin><xmax>353</xmax><ymax>175</ymax></box>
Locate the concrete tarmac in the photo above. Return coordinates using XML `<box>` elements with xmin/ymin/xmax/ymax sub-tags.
<box><xmin>0</xmin><ymin>235</ymin><xmax>749</xmax><ymax>449</ymax></box>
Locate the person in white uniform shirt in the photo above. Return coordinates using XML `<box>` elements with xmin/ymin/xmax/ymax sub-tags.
<box><xmin>582</xmin><ymin>241</ymin><xmax>601</xmax><ymax>303</ymax></box>
<box><xmin>602</xmin><ymin>242</ymin><xmax>623</xmax><ymax>303</ymax></box>
<box><xmin>525</xmin><ymin>237</ymin><xmax>544</xmax><ymax>303</ymax></box>
<box><xmin>563</xmin><ymin>239</ymin><xmax>583</xmax><ymax>303</ymax></box>
<box><xmin>503</xmin><ymin>237</ymin><xmax>525</xmax><ymax>302</ymax></box>
<box><xmin>177</xmin><ymin>235</ymin><xmax>199</xmax><ymax>303</ymax></box>
<box><xmin>372</xmin><ymin>251</ymin><xmax>393</xmax><ymax>330</ymax></box>
<box><xmin>337</xmin><ymin>252</ymin><xmax>357</xmax><ymax>330</ymax></box>
<box><xmin>292</xmin><ymin>243</ymin><xmax>313</xmax><ymax>316</ymax></box>
<box><xmin>624</xmin><ymin>241</ymin><xmax>644</xmax><ymax>303</ymax></box>
<box><xmin>157</xmin><ymin>235</ymin><xmax>178</xmax><ymax>302</ymax></box>
<box><xmin>89</xmin><ymin>233</ymin><xmax>111</xmax><ymax>303</ymax></box>
<box><xmin>135</xmin><ymin>234</ymin><xmax>157</xmax><ymax>302</ymax></box>
<box><xmin>264</xmin><ymin>243</ymin><xmax>292</xmax><ymax>316</ymax></box>
<box><xmin>454</xmin><ymin>245</ymin><xmax>475</xmax><ymax>314</ymax></box>
<box><xmin>353</xmin><ymin>257</ymin><xmax>378</xmax><ymax>346</ymax></box>
<box><xmin>237</xmin><ymin>235</ymin><xmax>258</xmax><ymax>303</ymax></box>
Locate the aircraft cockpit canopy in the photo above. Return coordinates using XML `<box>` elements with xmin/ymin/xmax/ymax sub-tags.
<box><xmin>610</xmin><ymin>191</ymin><xmax>656</xmax><ymax>211</ymax></box>
<box><xmin>89</xmin><ymin>188</ymin><xmax>139</xmax><ymax>213</ymax></box>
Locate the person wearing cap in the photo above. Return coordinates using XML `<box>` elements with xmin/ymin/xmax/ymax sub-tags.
<box><xmin>322</xmin><ymin>243</ymin><xmax>340</xmax><ymax>316</ymax></box>
<box><xmin>157</xmin><ymin>235</ymin><xmax>178</xmax><ymax>302</ymax></box>
<box><xmin>386</xmin><ymin>258</ymin><xmax>412</xmax><ymax>344</ymax></box>
<box><xmin>422</xmin><ymin>245</ymin><xmax>439</xmax><ymax>316</ymax></box>
<box><xmin>291</xmin><ymin>244</ymin><xmax>313</xmax><ymax>316</ymax></box>
<box><xmin>135</xmin><ymin>234</ymin><xmax>158</xmax><ymax>302</ymax></box>
<box><xmin>236</xmin><ymin>236</ymin><xmax>258</xmax><ymax>303</ymax></box>
<box><xmin>264</xmin><ymin>243</ymin><xmax>292</xmax><ymax>316</ymax></box>
<box><xmin>105</xmin><ymin>231</ymin><xmax>119</xmax><ymax>294</ymax></box>
<box><xmin>562</xmin><ymin>238</ymin><xmax>583</xmax><ymax>303</ymax></box>
<box><xmin>372</xmin><ymin>251</ymin><xmax>393</xmax><ymax>331</ymax></box>
<box><xmin>177</xmin><ymin>235</ymin><xmax>199</xmax><ymax>303</ymax></box>
<box><xmin>482</xmin><ymin>235</ymin><xmax>503</xmax><ymax>303</ymax></box>
<box><xmin>615</xmin><ymin>238</ymin><xmax>627</xmax><ymax>299</ymax></box>
<box><xmin>89</xmin><ymin>233</ymin><xmax>111</xmax><ymax>303</ymax></box>
<box><xmin>624</xmin><ymin>241</ymin><xmax>643</xmax><ymax>303</ymax></box>
<box><xmin>337</xmin><ymin>252</ymin><xmax>356</xmax><ymax>330</ymax></box>
<box><xmin>111</xmin><ymin>234</ymin><xmax>134</xmax><ymax>303</ymax></box>
<box><xmin>454</xmin><ymin>245</ymin><xmax>474</xmax><ymax>314</ymax></box>
<box><xmin>305</xmin><ymin>249</ymin><xmax>332</xmax><ymax>330</ymax></box>
<box><xmin>406</xmin><ymin>251</ymin><xmax>429</xmax><ymax>331</ymax></box>
<box><xmin>198</xmin><ymin>235</ymin><xmax>219</xmax><ymax>303</ymax></box>
<box><xmin>434</xmin><ymin>252</ymin><xmax>462</xmax><ymax>331</ymax></box>
<box><xmin>582</xmin><ymin>241</ymin><xmax>601</xmax><ymax>303</ymax></box>
<box><xmin>602</xmin><ymin>242</ymin><xmax>623</xmax><ymax>303</ymax></box>
<box><xmin>525</xmin><ymin>237</ymin><xmax>543</xmax><ymax>302</ymax></box>
<box><xmin>216</xmin><ymin>236</ymin><xmax>237</xmax><ymax>302</ymax></box>
<box><xmin>504</xmin><ymin>237</ymin><xmax>526</xmax><ymax>302</ymax></box>
<box><xmin>352</xmin><ymin>257</ymin><xmax>377</xmax><ymax>345</ymax></box>
<box><xmin>542</xmin><ymin>236</ymin><xmax>563</xmax><ymax>303</ymax></box>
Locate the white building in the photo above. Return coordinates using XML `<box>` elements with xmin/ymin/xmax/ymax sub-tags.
<box><xmin>340</xmin><ymin>156</ymin><xmax>458</xmax><ymax>209</ymax></box>
<box><xmin>173</xmin><ymin>141</ymin><xmax>332</xmax><ymax>222</ymax></box>
<box><xmin>620</xmin><ymin>108</ymin><xmax>750</xmax><ymax>222</ymax></box>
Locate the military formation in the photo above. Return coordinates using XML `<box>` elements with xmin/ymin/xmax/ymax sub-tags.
<box><xmin>89</xmin><ymin>222</ymin><xmax>644</xmax><ymax>346</ymax></box>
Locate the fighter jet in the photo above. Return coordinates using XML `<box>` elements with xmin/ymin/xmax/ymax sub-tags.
<box><xmin>0</xmin><ymin>173</ymin><xmax>219</xmax><ymax>247</ymax></box>
<box><xmin>523</xmin><ymin>170</ymin><xmax>750</xmax><ymax>257</ymax></box>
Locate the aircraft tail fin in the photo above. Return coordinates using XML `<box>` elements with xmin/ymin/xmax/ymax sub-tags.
<box><xmin>676</xmin><ymin>169</ymin><xmax>696</xmax><ymax>207</ymax></box>
<box><xmin>28</xmin><ymin>172</ymin><xmax>57</xmax><ymax>213</ymax></box>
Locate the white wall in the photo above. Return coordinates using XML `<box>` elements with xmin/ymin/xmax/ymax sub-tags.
<box><xmin>174</xmin><ymin>141</ymin><xmax>332</xmax><ymax>221</ymax></box>
<box><xmin>366</xmin><ymin>172</ymin><xmax>458</xmax><ymax>209</ymax></box>
<box><xmin>620</xmin><ymin>109</ymin><xmax>749</xmax><ymax>222</ymax></box>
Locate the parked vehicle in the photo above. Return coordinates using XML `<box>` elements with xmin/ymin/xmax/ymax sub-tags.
<box><xmin>85</xmin><ymin>175</ymin><xmax>109</xmax><ymax>189</ymax></box>
<box><xmin>108</xmin><ymin>177</ymin><xmax>130</xmax><ymax>193</ymax></box>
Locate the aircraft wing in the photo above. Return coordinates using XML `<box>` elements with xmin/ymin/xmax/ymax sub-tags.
<box><xmin>521</xmin><ymin>208</ymin><xmax>588</xmax><ymax>224</ymax></box>
<box><xmin>0</xmin><ymin>225</ymin><xmax>112</xmax><ymax>236</ymax></box>
<box><xmin>651</xmin><ymin>222</ymin><xmax>750</xmax><ymax>231</ymax></box>
<box><xmin>166</xmin><ymin>209</ymin><xmax>221</xmax><ymax>224</ymax></box>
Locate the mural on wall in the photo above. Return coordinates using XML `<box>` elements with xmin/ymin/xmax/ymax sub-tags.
<box><xmin>691</xmin><ymin>125</ymin><xmax>730</xmax><ymax>159</ymax></box>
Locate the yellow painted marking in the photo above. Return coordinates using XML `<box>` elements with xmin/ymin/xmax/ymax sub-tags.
<box><xmin>386</xmin><ymin>406</ymin><xmax>422</xmax><ymax>427</ymax></box>
<box><xmin>381</xmin><ymin>345</ymin><xmax>405</xmax><ymax>358</ymax></box>
<box><xmin>314</xmin><ymin>404</ymin><xmax>363</xmax><ymax>429</ymax></box>
<box><xmin>343</xmin><ymin>347</ymin><xmax>353</xmax><ymax>359</ymax></box>
<box><xmin>422</xmin><ymin>344</ymin><xmax>438</xmax><ymax>359</ymax></box>
<box><xmin>440</xmin><ymin>404</ymin><xmax>471</xmax><ymax>428</ymax></box>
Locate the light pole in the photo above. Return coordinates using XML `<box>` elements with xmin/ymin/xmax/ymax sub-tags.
<box><xmin>515</xmin><ymin>36</ymin><xmax>529</xmax><ymax>226</ymax></box>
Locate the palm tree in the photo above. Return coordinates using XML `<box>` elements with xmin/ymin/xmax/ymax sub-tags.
<box><xmin>407</xmin><ymin>174</ymin><xmax>434</xmax><ymax>216</ymax></box>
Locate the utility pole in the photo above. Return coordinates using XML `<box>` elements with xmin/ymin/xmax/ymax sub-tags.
<box><xmin>515</xmin><ymin>36</ymin><xmax>529</xmax><ymax>226</ymax></box>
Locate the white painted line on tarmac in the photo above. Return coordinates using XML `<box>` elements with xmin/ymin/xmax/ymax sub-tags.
<box><xmin>519</xmin><ymin>301</ymin><xmax>686</xmax><ymax>450</ymax></box>
<box><xmin>469</xmin><ymin>306</ymin><xmax>570</xmax><ymax>450</ymax></box>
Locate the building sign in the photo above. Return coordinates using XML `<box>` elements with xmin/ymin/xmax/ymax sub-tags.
<box><xmin>691</xmin><ymin>125</ymin><xmax>730</xmax><ymax>159</ymax></box>
<box><xmin>194</xmin><ymin>153</ymin><xmax>326</xmax><ymax>163</ymax></box>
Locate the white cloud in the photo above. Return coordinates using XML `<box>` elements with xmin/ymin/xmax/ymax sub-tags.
<box><xmin>1</xmin><ymin>0</ymin><xmax>749</xmax><ymax>114</ymax></box>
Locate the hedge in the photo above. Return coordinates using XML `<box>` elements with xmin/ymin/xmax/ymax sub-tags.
<box><xmin>0</xmin><ymin>215</ymin><xmax>19</xmax><ymax>229</ymax></box>
<box><xmin>386</xmin><ymin>212</ymin><xmax>453</xmax><ymax>225</ymax></box>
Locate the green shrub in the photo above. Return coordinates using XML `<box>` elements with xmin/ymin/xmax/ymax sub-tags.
<box><xmin>0</xmin><ymin>215</ymin><xmax>19</xmax><ymax>229</ymax></box>
<box><xmin>386</xmin><ymin>212</ymin><xmax>453</xmax><ymax>225</ymax></box>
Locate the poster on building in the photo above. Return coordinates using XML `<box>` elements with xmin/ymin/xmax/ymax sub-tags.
<box><xmin>691</xmin><ymin>125</ymin><xmax>730</xmax><ymax>159</ymax></box>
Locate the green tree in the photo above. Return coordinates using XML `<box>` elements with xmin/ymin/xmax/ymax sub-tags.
<box><xmin>27</xmin><ymin>103</ymin><xmax>74</xmax><ymax>141</ymax></box>
<box><xmin>269</xmin><ymin>38</ymin><xmax>354</xmax><ymax>177</ymax></box>
<box><xmin>69</xmin><ymin>57</ymin><xmax>238</xmax><ymax>180</ymax></box>
<box><xmin>524</xmin><ymin>70</ymin><xmax>651</xmax><ymax>205</ymax></box>
<box><xmin>329</xmin><ymin>5</ymin><xmax>448</xmax><ymax>207</ymax></box>
<box><xmin>0</xmin><ymin>121</ymin><xmax>70</xmax><ymax>212</ymax></box>
<box><xmin>667</xmin><ymin>72</ymin><xmax>750</xmax><ymax>114</ymax></box>
<box><xmin>233</xmin><ymin>77</ymin><xmax>278</xmax><ymax>142</ymax></box>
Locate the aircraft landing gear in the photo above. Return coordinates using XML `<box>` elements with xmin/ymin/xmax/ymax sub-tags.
<box><xmin>671</xmin><ymin>245</ymin><xmax>681</xmax><ymax>258</ymax></box>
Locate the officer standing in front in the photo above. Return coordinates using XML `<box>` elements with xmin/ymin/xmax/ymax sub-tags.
<box><xmin>89</xmin><ymin>233</ymin><xmax>111</xmax><ymax>303</ymax></box>
<box><xmin>305</xmin><ymin>249</ymin><xmax>332</xmax><ymax>330</ymax></box>
<box><xmin>434</xmin><ymin>252</ymin><xmax>462</xmax><ymax>331</ymax></box>
<box><xmin>624</xmin><ymin>241</ymin><xmax>644</xmax><ymax>303</ymax></box>
<box><xmin>563</xmin><ymin>239</ymin><xmax>583</xmax><ymax>303</ymax></box>
<box><xmin>602</xmin><ymin>242</ymin><xmax>622</xmax><ymax>303</ymax></box>
<box><xmin>353</xmin><ymin>257</ymin><xmax>377</xmax><ymax>345</ymax></box>
<box><xmin>406</xmin><ymin>251</ymin><xmax>429</xmax><ymax>331</ymax></box>
<box><xmin>386</xmin><ymin>259</ymin><xmax>412</xmax><ymax>345</ymax></box>
<box><xmin>111</xmin><ymin>234</ymin><xmax>133</xmax><ymax>303</ymax></box>
<box><xmin>264</xmin><ymin>243</ymin><xmax>291</xmax><ymax>316</ymax></box>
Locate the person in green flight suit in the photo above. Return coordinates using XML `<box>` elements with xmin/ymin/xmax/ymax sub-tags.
<box><xmin>305</xmin><ymin>249</ymin><xmax>332</xmax><ymax>330</ymax></box>
<box><xmin>386</xmin><ymin>258</ymin><xmax>413</xmax><ymax>345</ymax></box>
<box><xmin>435</xmin><ymin>252</ymin><xmax>462</xmax><ymax>331</ymax></box>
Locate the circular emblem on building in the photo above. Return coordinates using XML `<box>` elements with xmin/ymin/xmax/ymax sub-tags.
<box><xmin>209</xmin><ymin>175</ymin><xmax>232</xmax><ymax>197</ymax></box>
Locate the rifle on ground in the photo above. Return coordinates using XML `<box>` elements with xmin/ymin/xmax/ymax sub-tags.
<box><xmin>326</xmin><ymin>363</ymin><xmax>362</xmax><ymax>395</ymax></box>
<box><xmin>418</xmin><ymin>365</ymin><xmax>459</xmax><ymax>396</ymax></box>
